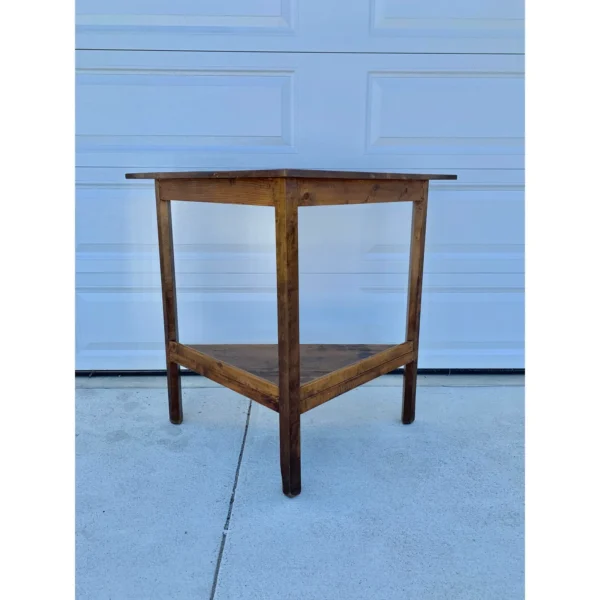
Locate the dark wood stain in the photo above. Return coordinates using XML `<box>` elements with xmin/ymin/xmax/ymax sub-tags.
<box><xmin>170</xmin><ymin>342</ymin><xmax>278</xmax><ymax>412</ymax></box>
<box><xmin>186</xmin><ymin>343</ymin><xmax>401</xmax><ymax>386</ymax></box>
<box><xmin>126</xmin><ymin>168</ymin><xmax>457</xmax><ymax>181</ymax></box>
<box><xmin>300</xmin><ymin>342</ymin><xmax>415</xmax><ymax>413</ymax></box>
<box><xmin>275</xmin><ymin>179</ymin><xmax>302</xmax><ymax>497</ymax></box>
<box><xmin>402</xmin><ymin>183</ymin><xmax>429</xmax><ymax>425</ymax></box>
<box><xmin>155</xmin><ymin>182</ymin><xmax>183</xmax><ymax>425</ymax></box>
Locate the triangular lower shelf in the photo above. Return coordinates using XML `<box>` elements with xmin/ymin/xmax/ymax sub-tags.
<box><xmin>187</xmin><ymin>344</ymin><xmax>397</xmax><ymax>385</ymax></box>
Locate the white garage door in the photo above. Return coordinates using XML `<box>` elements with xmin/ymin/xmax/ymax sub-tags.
<box><xmin>76</xmin><ymin>1</ymin><xmax>524</xmax><ymax>370</ymax></box>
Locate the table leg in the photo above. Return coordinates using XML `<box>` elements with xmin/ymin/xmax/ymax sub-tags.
<box><xmin>275</xmin><ymin>180</ymin><xmax>301</xmax><ymax>497</ymax></box>
<box><xmin>402</xmin><ymin>183</ymin><xmax>429</xmax><ymax>424</ymax></box>
<box><xmin>155</xmin><ymin>181</ymin><xmax>183</xmax><ymax>424</ymax></box>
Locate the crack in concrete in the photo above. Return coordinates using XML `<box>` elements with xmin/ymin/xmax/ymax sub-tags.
<box><xmin>209</xmin><ymin>399</ymin><xmax>252</xmax><ymax>600</ymax></box>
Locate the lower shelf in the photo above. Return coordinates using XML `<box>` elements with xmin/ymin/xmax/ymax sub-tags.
<box><xmin>170</xmin><ymin>342</ymin><xmax>415</xmax><ymax>413</ymax></box>
<box><xmin>185</xmin><ymin>343</ymin><xmax>397</xmax><ymax>385</ymax></box>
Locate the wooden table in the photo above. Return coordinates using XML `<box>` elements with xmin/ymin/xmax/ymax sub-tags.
<box><xmin>125</xmin><ymin>169</ymin><xmax>457</xmax><ymax>497</ymax></box>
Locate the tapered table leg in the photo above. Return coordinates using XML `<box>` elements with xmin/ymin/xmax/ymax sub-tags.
<box><xmin>275</xmin><ymin>180</ymin><xmax>301</xmax><ymax>496</ymax></box>
<box><xmin>402</xmin><ymin>182</ymin><xmax>429</xmax><ymax>425</ymax></box>
<box><xmin>155</xmin><ymin>181</ymin><xmax>183</xmax><ymax>424</ymax></box>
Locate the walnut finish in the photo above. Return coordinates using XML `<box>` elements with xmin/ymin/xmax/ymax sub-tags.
<box><xmin>126</xmin><ymin>168</ymin><xmax>457</xmax><ymax>181</ymax></box>
<box><xmin>402</xmin><ymin>187</ymin><xmax>430</xmax><ymax>425</ymax></box>
<box><xmin>155</xmin><ymin>181</ymin><xmax>183</xmax><ymax>425</ymax></box>
<box><xmin>185</xmin><ymin>343</ymin><xmax>404</xmax><ymax>386</ymax></box>
<box><xmin>275</xmin><ymin>179</ymin><xmax>302</xmax><ymax>496</ymax></box>
<box><xmin>126</xmin><ymin>169</ymin><xmax>456</xmax><ymax>497</ymax></box>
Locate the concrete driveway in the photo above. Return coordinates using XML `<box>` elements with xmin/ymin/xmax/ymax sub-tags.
<box><xmin>76</xmin><ymin>374</ymin><xmax>524</xmax><ymax>600</ymax></box>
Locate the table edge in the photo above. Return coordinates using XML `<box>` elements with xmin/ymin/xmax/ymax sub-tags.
<box><xmin>125</xmin><ymin>170</ymin><xmax>458</xmax><ymax>181</ymax></box>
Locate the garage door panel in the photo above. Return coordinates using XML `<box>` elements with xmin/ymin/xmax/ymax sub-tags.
<box><xmin>76</xmin><ymin>185</ymin><xmax>156</xmax><ymax>247</ymax></box>
<box><xmin>75</xmin><ymin>175</ymin><xmax>523</xmax><ymax>259</ymax></box>
<box><xmin>76</xmin><ymin>0</ymin><xmax>523</xmax><ymax>53</ymax></box>
<box><xmin>77</xmin><ymin>173</ymin><xmax>522</xmax><ymax>275</ymax></box>
<box><xmin>76</xmin><ymin>244</ymin><xmax>523</xmax><ymax>280</ymax></box>
<box><xmin>76</xmin><ymin>70</ymin><xmax>294</xmax><ymax>159</ymax></box>
<box><xmin>76</xmin><ymin>291</ymin><xmax>164</xmax><ymax>370</ymax></box>
<box><xmin>367</xmin><ymin>73</ymin><xmax>523</xmax><ymax>157</ymax></box>
<box><xmin>427</xmin><ymin>192</ymin><xmax>524</xmax><ymax>245</ymax></box>
<box><xmin>77</xmin><ymin>75</ymin><xmax>291</xmax><ymax>138</ymax></box>
<box><xmin>76</xmin><ymin>270</ymin><xmax>523</xmax><ymax>370</ymax></box>
<box><xmin>77</xmin><ymin>51</ymin><xmax>523</xmax><ymax>170</ymax></box>
<box><xmin>76</xmin><ymin>238</ymin><xmax>522</xmax><ymax>279</ymax></box>
<box><xmin>419</xmin><ymin>291</ymin><xmax>524</xmax><ymax>369</ymax></box>
<box><xmin>76</xmin><ymin>0</ymin><xmax>294</xmax><ymax>37</ymax></box>
<box><xmin>370</xmin><ymin>0</ymin><xmax>522</xmax><ymax>55</ymax></box>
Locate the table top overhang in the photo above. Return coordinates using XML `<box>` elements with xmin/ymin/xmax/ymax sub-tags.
<box><xmin>125</xmin><ymin>169</ymin><xmax>457</xmax><ymax>181</ymax></box>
